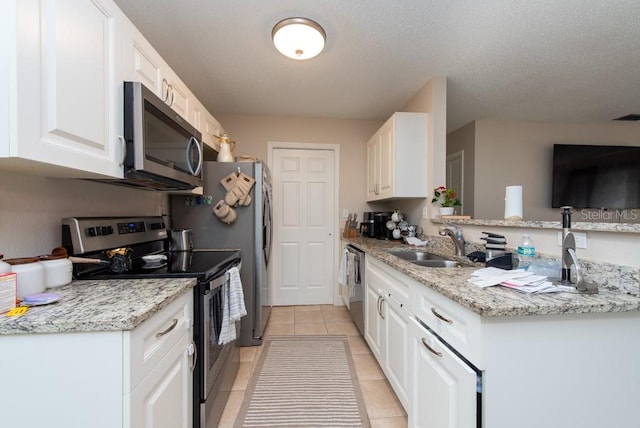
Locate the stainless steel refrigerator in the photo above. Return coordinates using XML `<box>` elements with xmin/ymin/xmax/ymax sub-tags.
<box><xmin>170</xmin><ymin>161</ymin><xmax>272</xmax><ymax>346</ymax></box>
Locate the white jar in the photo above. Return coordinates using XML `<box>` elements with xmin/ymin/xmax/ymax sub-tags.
<box><xmin>0</xmin><ymin>255</ymin><xmax>10</xmax><ymax>274</ymax></box>
<box><xmin>39</xmin><ymin>255</ymin><xmax>73</xmax><ymax>288</ymax></box>
<box><xmin>5</xmin><ymin>257</ymin><xmax>46</xmax><ymax>299</ymax></box>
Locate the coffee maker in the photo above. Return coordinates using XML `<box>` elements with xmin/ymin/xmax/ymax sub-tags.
<box><xmin>372</xmin><ymin>212</ymin><xmax>393</xmax><ymax>240</ymax></box>
<box><xmin>359</xmin><ymin>212</ymin><xmax>375</xmax><ymax>238</ymax></box>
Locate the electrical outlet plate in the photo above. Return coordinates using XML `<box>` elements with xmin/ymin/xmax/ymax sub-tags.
<box><xmin>422</xmin><ymin>207</ymin><xmax>428</xmax><ymax>219</ymax></box>
<box><xmin>557</xmin><ymin>232</ymin><xmax>588</xmax><ymax>249</ymax></box>
<box><xmin>343</xmin><ymin>209</ymin><xmax>349</xmax><ymax>218</ymax></box>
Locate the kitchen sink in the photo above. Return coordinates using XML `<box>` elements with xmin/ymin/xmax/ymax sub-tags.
<box><xmin>386</xmin><ymin>249</ymin><xmax>464</xmax><ymax>268</ymax></box>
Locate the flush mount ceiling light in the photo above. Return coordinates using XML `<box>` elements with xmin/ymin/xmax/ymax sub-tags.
<box><xmin>272</xmin><ymin>17</ymin><xmax>326</xmax><ymax>60</ymax></box>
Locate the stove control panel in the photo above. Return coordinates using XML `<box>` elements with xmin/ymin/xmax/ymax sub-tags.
<box><xmin>62</xmin><ymin>216</ymin><xmax>168</xmax><ymax>254</ymax></box>
<box><xmin>117</xmin><ymin>221</ymin><xmax>147</xmax><ymax>234</ymax></box>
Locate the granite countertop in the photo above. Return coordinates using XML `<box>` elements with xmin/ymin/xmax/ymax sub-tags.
<box><xmin>344</xmin><ymin>236</ymin><xmax>640</xmax><ymax>317</ymax></box>
<box><xmin>0</xmin><ymin>278</ymin><xmax>196</xmax><ymax>335</ymax></box>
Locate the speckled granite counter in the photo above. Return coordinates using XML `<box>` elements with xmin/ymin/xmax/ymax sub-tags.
<box><xmin>0</xmin><ymin>278</ymin><xmax>196</xmax><ymax>335</ymax></box>
<box><xmin>344</xmin><ymin>236</ymin><xmax>640</xmax><ymax>317</ymax></box>
<box><xmin>432</xmin><ymin>218</ymin><xmax>640</xmax><ymax>233</ymax></box>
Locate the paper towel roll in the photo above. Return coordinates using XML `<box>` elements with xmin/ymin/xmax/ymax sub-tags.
<box><xmin>504</xmin><ymin>185</ymin><xmax>523</xmax><ymax>220</ymax></box>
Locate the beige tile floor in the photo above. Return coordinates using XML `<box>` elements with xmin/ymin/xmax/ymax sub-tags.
<box><xmin>218</xmin><ymin>305</ymin><xmax>408</xmax><ymax>428</ymax></box>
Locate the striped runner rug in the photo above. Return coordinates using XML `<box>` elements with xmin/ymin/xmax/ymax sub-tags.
<box><xmin>234</xmin><ymin>335</ymin><xmax>371</xmax><ymax>427</ymax></box>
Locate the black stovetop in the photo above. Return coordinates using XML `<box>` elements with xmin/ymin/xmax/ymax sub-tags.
<box><xmin>74</xmin><ymin>249</ymin><xmax>241</xmax><ymax>282</ymax></box>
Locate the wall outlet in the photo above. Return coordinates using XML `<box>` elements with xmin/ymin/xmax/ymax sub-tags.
<box><xmin>343</xmin><ymin>209</ymin><xmax>349</xmax><ymax>218</ymax></box>
<box><xmin>422</xmin><ymin>207</ymin><xmax>428</xmax><ymax>219</ymax></box>
<box><xmin>557</xmin><ymin>232</ymin><xmax>588</xmax><ymax>249</ymax></box>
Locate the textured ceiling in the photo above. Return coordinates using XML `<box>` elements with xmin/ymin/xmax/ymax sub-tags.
<box><xmin>114</xmin><ymin>0</ymin><xmax>640</xmax><ymax>132</ymax></box>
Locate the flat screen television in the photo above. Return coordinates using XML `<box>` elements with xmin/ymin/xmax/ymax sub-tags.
<box><xmin>551</xmin><ymin>144</ymin><xmax>640</xmax><ymax>209</ymax></box>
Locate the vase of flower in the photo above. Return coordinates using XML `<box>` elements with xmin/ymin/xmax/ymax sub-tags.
<box><xmin>431</xmin><ymin>186</ymin><xmax>461</xmax><ymax>217</ymax></box>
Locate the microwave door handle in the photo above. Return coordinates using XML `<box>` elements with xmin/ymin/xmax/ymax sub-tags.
<box><xmin>186</xmin><ymin>136</ymin><xmax>203</xmax><ymax>176</ymax></box>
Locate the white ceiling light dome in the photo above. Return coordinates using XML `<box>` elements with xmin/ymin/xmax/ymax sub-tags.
<box><xmin>272</xmin><ymin>17</ymin><xmax>326</xmax><ymax>60</ymax></box>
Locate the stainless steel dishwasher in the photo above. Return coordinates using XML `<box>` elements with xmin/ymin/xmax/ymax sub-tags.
<box><xmin>345</xmin><ymin>244</ymin><xmax>365</xmax><ymax>336</ymax></box>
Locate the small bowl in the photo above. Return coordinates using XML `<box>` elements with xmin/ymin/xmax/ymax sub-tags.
<box><xmin>142</xmin><ymin>255</ymin><xmax>167</xmax><ymax>264</ymax></box>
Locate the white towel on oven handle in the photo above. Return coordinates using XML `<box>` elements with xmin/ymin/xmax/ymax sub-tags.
<box><xmin>218</xmin><ymin>266</ymin><xmax>247</xmax><ymax>345</ymax></box>
<box><xmin>338</xmin><ymin>248</ymin><xmax>348</xmax><ymax>286</ymax></box>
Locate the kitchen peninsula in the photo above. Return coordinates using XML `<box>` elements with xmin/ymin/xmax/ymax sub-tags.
<box><xmin>345</xmin><ymin>236</ymin><xmax>640</xmax><ymax>428</ymax></box>
<box><xmin>0</xmin><ymin>278</ymin><xmax>196</xmax><ymax>428</ymax></box>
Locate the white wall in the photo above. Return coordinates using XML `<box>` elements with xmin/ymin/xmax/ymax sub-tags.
<box><xmin>0</xmin><ymin>170</ymin><xmax>167</xmax><ymax>258</ymax></box>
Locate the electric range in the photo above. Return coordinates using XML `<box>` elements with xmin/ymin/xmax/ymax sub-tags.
<box><xmin>61</xmin><ymin>216</ymin><xmax>242</xmax><ymax>428</ymax></box>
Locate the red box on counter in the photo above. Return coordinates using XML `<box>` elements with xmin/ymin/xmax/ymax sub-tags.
<box><xmin>0</xmin><ymin>273</ymin><xmax>17</xmax><ymax>314</ymax></box>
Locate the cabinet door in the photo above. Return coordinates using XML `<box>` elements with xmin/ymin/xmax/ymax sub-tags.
<box><xmin>201</xmin><ymin>111</ymin><xmax>224</xmax><ymax>153</ymax></box>
<box><xmin>377</xmin><ymin>118</ymin><xmax>395</xmax><ymax>199</ymax></box>
<box><xmin>366</xmin><ymin>135</ymin><xmax>379</xmax><ymax>200</ymax></box>
<box><xmin>364</xmin><ymin>277</ymin><xmax>383</xmax><ymax>360</ymax></box>
<box><xmin>384</xmin><ymin>296</ymin><xmax>410</xmax><ymax>409</ymax></box>
<box><xmin>128</xmin><ymin>334</ymin><xmax>193</xmax><ymax>428</ymax></box>
<box><xmin>409</xmin><ymin>318</ymin><xmax>477</xmax><ymax>428</ymax></box>
<box><xmin>35</xmin><ymin>0</ymin><xmax>125</xmax><ymax>177</ymax></box>
<box><xmin>125</xmin><ymin>25</ymin><xmax>163</xmax><ymax>96</ymax></box>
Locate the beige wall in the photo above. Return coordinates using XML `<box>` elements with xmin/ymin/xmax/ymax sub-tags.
<box><xmin>216</xmin><ymin>114</ymin><xmax>382</xmax><ymax>222</ymax></box>
<box><xmin>472</xmin><ymin>120</ymin><xmax>640</xmax><ymax>221</ymax></box>
<box><xmin>446</xmin><ymin>121</ymin><xmax>476</xmax><ymax>216</ymax></box>
<box><xmin>0</xmin><ymin>170</ymin><xmax>168</xmax><ymax>258</ymax></box>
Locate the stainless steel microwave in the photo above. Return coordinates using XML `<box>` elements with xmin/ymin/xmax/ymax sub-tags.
<box><xmin>121</xmin><ymin>81</ymin><xmax>203</xmax><ymax>190</ymax></box>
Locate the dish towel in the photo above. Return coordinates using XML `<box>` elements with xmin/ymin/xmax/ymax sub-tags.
<box><xmin>217</xmin><ymin>266</ymin><xmax>247</xmax><ymax>345</ymax></box>
<box><xmin>338</xmin><ymin>248</ymin><xmax>348</xmax><ymax>286</ymax></box>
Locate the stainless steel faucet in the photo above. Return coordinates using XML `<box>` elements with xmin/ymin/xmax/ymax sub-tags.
<box><xmin>439</xmin><ymin>222</ymin><xmax>465</xmax><ymax>256</ymax></box>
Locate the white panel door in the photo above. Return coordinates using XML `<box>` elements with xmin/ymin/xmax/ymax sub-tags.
<box><xmin>272</xmin><ymin>148</ymin><xmax>335</xmax><ymax>305</ymax></box>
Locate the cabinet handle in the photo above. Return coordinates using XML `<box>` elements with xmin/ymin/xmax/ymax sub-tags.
<box><xmin>161</xmin><ymin>78</ymin><xmax>170</xmax><ymax>102</ymax></box>
<box><xmin>421</xmin><ymin>337</ymin><xmax>443</xmax><ymax>357</ymax></box>
<box><xmin>168</xmin><ymin>84</ymin><xmax>175</xmax><ymax>106</ymax></box>
<box><xmin>379</xmin><ymin>296</ymin><xmax>386</xmax><ymax>320</ymax></box>
<box><xmin>431</xmin><ymin>307</ymin><xmax>453</xmax><ymax>324</ymax></box>
<box><xmin>117</xmin><ymin>135</ymin><xmax>126</xmax><ymax>167</ymax></box>
<box><xmin>187</xmin><ymin>341</ymin><xmax>198</xmax><ymax>372</ymax></box>
<box><xmin>155</xmin><ymin>318</ymin><xmax>178</xmax><ymax>338</ymax></box>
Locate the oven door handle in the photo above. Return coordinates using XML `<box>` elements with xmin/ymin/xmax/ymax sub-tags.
<box><xmin>187</xmin><ymin>341</ymin><xmax>197</xmax><ymax>372</ymax></box>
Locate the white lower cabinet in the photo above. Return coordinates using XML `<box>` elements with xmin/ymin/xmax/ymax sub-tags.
<box><xmin>0</xmin><ymin>291</ymin><xmax>194</xmax><ymax>428</ymax></box>
<box><xmin>409</xmin><ymin>317</ymin><xmax>477</xmax><ymax>428</ymax></box>
<box><xmin>365</xmin><ymin>257</ymin><xmax>479</xmax><ymax>426</ymax></box>
<box><xmin>127</xmin><ymin>332</ymin><xmax>192</xmax><ymax>428</ymax></box>
<box><xmin>365</xmin><ymin>255</ymin><xmax>640</xmax><ymax>428</ymax></box>
<box><xmin>365</xmin><ymin>257</ymin><xmax>411</xmax><ymax>409</ymax></box>
<box><xmin>124</xmin><ymin>291</ymin><xmax>194</xmax><ymax>428</ymax></box>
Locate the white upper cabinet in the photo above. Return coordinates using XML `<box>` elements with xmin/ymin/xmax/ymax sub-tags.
<box><xmin>366</xmin><ymin>112</ymin><xmax>428</xmax><ymax>201</ymax></box>
<box><xmin>1</xmin><ymin>0</ymin><xmax>225</xmax><ymax>181</ymax></box>
<box><xmin>125</xmin><ymin>25</ymin><xmax>163</xmax><ymax>96</ymax></box>
<box><xmin>124</xmin><ymin>25</ymin><xmax>197</xmax><ymax>127</ymax></box>
<box><xmin>1</xmin><ymin>0</ymin><xmax>126</xmax><ymax>178</ymax></box>
<box><xmin>122</xmin><ymin>23</ymin><xmax>224</xmax><ymax>155</ymax></box>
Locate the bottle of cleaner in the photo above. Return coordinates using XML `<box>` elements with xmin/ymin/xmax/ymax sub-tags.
<box><xmin>517</xmin><ymin>234</ymin><xmax>536</xmax><ymax>269</ymax></box>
